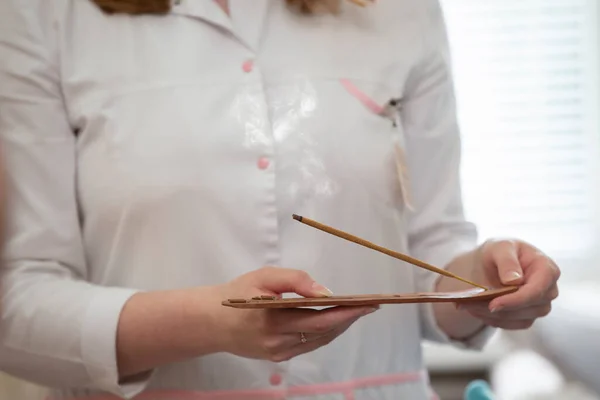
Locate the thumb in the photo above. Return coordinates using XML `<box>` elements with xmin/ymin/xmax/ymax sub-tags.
<box><xmin>254</xmin><ymin>267</ymin><xmax>333</xmax><ymax>298</ymax></box>
<box><xmin>489</xmin><ymin>241</ymin><xmax>524</xmax><ymax>285</ymax></box>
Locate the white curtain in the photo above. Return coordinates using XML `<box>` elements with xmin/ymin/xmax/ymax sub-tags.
<box><xmin>440</xmin><ymin>0</ymin><xmax>600</xmax><ymax>281</ymax></box>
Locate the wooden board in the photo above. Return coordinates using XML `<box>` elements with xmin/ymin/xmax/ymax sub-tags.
<box><xmin>222</xmin><ymin>286</ymin><xmax>518</xmax><ymax>309</ymax></box>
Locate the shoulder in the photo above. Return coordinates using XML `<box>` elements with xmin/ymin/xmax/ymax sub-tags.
<box><xmin>370</xmin><ymin>0</ymin><xmax>444</xmax><ymax>26</ymax></box>
<box><xmin>0</xmin><ymin>0</ymin><xmax>67</xmax><ymax>31</ymax></box>
<box><xmin>363</xmin><ymin>0</ymin><xmax>447</xmax><ymax>50</ymax></box>
<box><xmin>0</xmin><ymin>1</ymin><xmax>71</xmax><ymax>99</ymax></box>
<box><xmin>0</xmin><ymin>0</ymin><xmax>73</xmax><ymax>56</ymax></box>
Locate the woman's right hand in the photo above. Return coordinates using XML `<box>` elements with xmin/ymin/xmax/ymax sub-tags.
<box><xmin>209</xmin><ymin>266</ymin><xmax>378</xmax><ymax>362</ymax></box>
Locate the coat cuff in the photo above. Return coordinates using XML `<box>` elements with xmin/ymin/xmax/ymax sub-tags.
<box><xmin>81</xmin><ymin>287</ymin><xmax>154</xmax><ymax>399</ymax></box>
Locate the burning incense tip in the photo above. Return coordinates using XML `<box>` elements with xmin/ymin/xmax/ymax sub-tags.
<box><xmin>292</xmin><ymin>214</ymin><xmax>303</xmax><ymax>222</ymax></box>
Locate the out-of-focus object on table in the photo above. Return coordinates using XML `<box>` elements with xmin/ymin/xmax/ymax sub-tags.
<box><xmin>495</xmin><ymin>281</ymin><xmax>600</xmax><ymax>399</ymax></box>
<box><xmin>529</xmin><ymin>281</ymin><xmax>600</xmax><ymax>395</ymax></box>
<box><xmin>464</xmin><ymin>380</ymin><xmax>496</xmax><ymax>400</ymax></box>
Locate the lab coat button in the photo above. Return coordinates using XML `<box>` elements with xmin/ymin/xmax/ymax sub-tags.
<box><xmin>242</xmin><ymin>59</ymin><xmax>254</xmax><ymax>73</ymax></box>
<box><xmin>269</xmin><ymin>373</ymin><xmax>283</xmax><ymax>386</ymax></box>
<box><xmin>257</xmin><ymin>157</ymin><xmax>270</xmax><ymax>170</ymax></box>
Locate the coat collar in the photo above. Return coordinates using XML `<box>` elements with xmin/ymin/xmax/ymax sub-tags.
<box><xmin>170</xmin><ymin>0</ymin><xmax>270</xmax><ymax>52</ymax></box>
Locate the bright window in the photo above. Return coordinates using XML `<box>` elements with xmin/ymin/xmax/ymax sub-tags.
<box><xmin>441</xmin><ymin>0</ymin><xmax>600</xmax><ymax>280</ymax></box>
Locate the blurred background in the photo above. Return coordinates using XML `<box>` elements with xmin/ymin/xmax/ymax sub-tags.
<box><xmin>425</xmin><ymin>0</ymin><xmax>600</xmax><ymax>399</ymax></box>
<box><xmin>1</xmin><ymin>0</ymin><xmax>599</xmax><ymax>399</ymax></box>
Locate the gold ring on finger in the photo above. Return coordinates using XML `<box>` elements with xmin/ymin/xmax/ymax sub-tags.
<box><xmin>300</xmin><ymin>332</ymin><xmax>307</xmax><ymax>344</ymax></box>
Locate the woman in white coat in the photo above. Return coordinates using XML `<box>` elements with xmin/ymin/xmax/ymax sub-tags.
<box><xmin>0</xmin><ymin>0</ymin><xmax>560</xmax><ymax>399</ymax></box>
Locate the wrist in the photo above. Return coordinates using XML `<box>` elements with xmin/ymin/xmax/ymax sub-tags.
<box><xmin>432</xmin><ymin>247</ymin><xmax>488</xmax><ymax>340</ymax></box>
<box><xmin>181</xmin><ymin>285</ymin><xmax>230</xmax><ymax>355</ymax></box>
<box><xmin>449</xmin><ymin>317</ymin><xmax>489</xmax><ymax>342</ymax></box>
<box><xmin>116</xmin><ymin>285</ymin><xmax>227</xmax><ymax>378</ymax></box>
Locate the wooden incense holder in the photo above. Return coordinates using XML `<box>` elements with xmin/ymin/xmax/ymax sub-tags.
<box><xmin>222</xmin><ymin>286</ymin><xmax>518</xmax><ymax>309</ymax></box>
<box><xmin>222</xmin><ymin>215</ymin><xmax>519</xmax><ymax>310</ymax></box>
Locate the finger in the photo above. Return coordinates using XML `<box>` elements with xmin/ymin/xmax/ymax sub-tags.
<box><xmin>269</xmin><ymin>316</ymin><xmax>361</xmax><ymax>352</ymax></box>
<box><xmin>270</xmin><ymin>305</ymin><xmax>378</xmax><ymax>334</ymax></box>
<box><xmin>489</xmin><ymin>261</ymin><xmax>558</xmax><ymax>313</ymax></box>
<box><xmin>547</xmin><ymin>284</ymin><xmax>559</xmax><ymax>301</ymax></box>
<box><xmin>466</xmin><ymin>304</ymin><xmax>552</xmax><ymax>321</ymax></box>
<box><xmin>254</xmin><ymin>266</ymin><xmax>333</xmax><ymax>297</ymax></box>
<box><xmin>479</xmin><ymin>318</ymin><xmax>535</xmax><ymax>331</ymax></box>
<box><xmin>485</xmin><ymin>240</ymin><xmax>525</xmax><ymax>285</ymax></box>
<box><xmin>455</xmin><ymin>301</ymin><xmax>489</xmax><ymax>311</ymax></box>
<box><xmin>459</xmin><ymin>291</ymin><xmax>553</xmax><ymax>313</ymax></box>
<box><xmin>270</xmin><ymin>317</ymin><xmax>357</xmax><ymax>362</ymax></box>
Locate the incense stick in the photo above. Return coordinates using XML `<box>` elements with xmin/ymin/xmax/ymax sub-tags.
<box><xmin>292</xmin><ymin>214</ymin><xmax>488</xmax><ymax>290</ymax></box>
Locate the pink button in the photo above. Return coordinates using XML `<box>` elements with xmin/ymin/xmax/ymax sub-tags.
<box><xmin>269</xmin><ymin>373</ymin><xmax>283</xmax><ymax>386</ymax></box>
<box><xmin>242</xmin><ymin>59</ymin><xmax>254</xmax><ymax>73</ymax></box>
<box><xmin>257</xmin><ymin>157</ymin><xmax>270</xmax><ymax>170</ymax></box>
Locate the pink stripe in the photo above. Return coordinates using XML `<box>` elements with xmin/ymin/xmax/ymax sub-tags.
<box><xmin>339</xmin><ymin>79</ymin><xmax>384</xmax><ymax>115</ymax></box>
<box><xmin>47</xmin><ymin>370</ymin><xmax>433</xmax><ymax>400</ymax></box>
<box><xmin>289</xmin><ymin>370</ymin><xmax>424</xmax><ymax>396</ymax></box>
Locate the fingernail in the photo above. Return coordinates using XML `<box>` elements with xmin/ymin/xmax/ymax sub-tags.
<box><xmin>490</xmin><ymin>306</ymin><xmax>502</xmax><ymax>313</ymax></box>
<box><xmin>504</xmin><ymin>271</ymin><xmax>522</xmax><ymax>282</ymax></box>
<box><xmin>312</xmin><ymin>282</ymin><xmax>333</xmax><ymax>297</ymax></box>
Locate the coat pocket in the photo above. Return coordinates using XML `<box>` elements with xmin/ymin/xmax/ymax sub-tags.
<box><xmin>339</xmin><ymin>78</ymin><xmax>414</xmax><ymax>212</ymax></box>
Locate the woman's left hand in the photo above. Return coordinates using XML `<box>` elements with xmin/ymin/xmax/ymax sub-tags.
<box><xmin>459</xmin><ymin>239</ymin><xmax>561</xmax><ymax>330</ymax></box>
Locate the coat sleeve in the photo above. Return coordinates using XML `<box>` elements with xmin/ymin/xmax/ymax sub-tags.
<box><xmin>402</xmin><ymin>0</ymin><xmax>496</xmax><ymax>350</ymax></box>
<box><xmin>0</xmin><ymin>1</ymin><xmax>151</xmax><ymax>397</ymax></box>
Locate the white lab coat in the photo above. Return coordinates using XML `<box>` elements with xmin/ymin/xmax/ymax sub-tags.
<box><xmin>0</xmin><ymin>0</ymin><xmax>494</xmax><ymax>399</ymax></box>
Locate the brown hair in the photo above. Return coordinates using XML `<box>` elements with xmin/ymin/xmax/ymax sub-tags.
<box><xmin>91</xmin><ymin>0</ymin><xmax>369</xmax><ymax>15</ymax></box>
<box><xmin>91</xmin><ymin>0</ymin><xmax>170</xmax><ymax>15</ymax></box>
